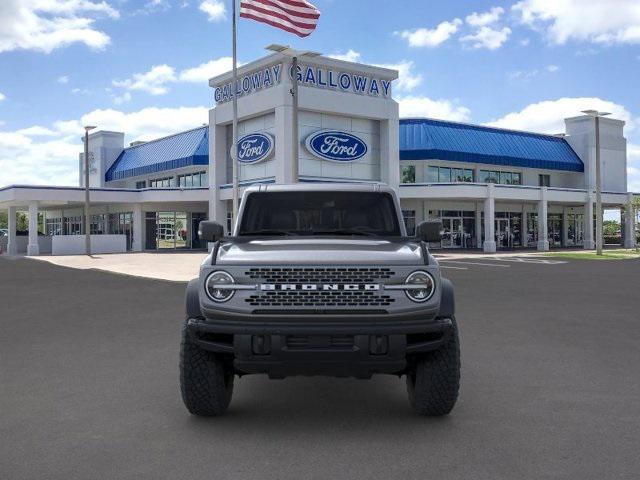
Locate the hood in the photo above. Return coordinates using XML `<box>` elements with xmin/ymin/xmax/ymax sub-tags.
<box><xmin>216</xmin><ymin>238</ymin><xmax>424</xmax><ymax>265</ymax></box>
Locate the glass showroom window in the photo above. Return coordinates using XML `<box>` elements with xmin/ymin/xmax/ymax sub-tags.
<box><xmin>428</xmin><ymin>166</ymin><xmax>473</xmax><ymax>183</ymax></box>
<box><xmin>480</xmin><ymin>170</ymin><xmax>521</xmax><ymax>185</ymax></box>
<box><xmin>149</xmin><ymin>177</ymin><xmax>175</xmax><ymax>188</ymax></box>
<box><xmin>90</xmin><ymin>214</ymin><xmax>107</xmax><ymax>234</ymax></box>
<box><xmin>178</xmin><ymin>171</ymin><xmax>207</xmax><ymax>188</ymax></box>
<box><xmin>539</xmin><ymin>174</ymin><xmax>551</xmax><ymax>187</ymax></box>
<box><xmin>46</xmin><ymin>218</ymin><xmax>63</xmax><ymax>235</ymax></box>
<box><xmin>135</xmin><ymin>180</ymin><xmax>147</xmax><ymax>189</ymax></box>
<box><xmin>401</xmin><ymin>165</ymin><xmax>416</xmax><ymax>184</ymax></box>
<box><xmin>109</xmin><ymin>212</ymin><xmax>133</xmax><ymax>250</ymax></box>
<box><xmin>64</xmin><ymin>216</ymin><xmax>83</xmax><ymax>235</ymax></box>
<box><xmin>402</xmin><ymin>210</ymin><xmax>416</xmax><ymax>235</ymax></box>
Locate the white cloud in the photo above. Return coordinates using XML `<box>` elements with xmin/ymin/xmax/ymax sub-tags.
<box><xmin>0</xmin><ymin>92</ymin><xmax>5</xmax><ymax>102</ymax></box>
<box><xmin>199</xmin><ymin>0</ymin><xmax>226</xmax><ymax>22</ymax></box>
<box><xmin>113</xmin><ymin>91</ymin><xmax>132</xmax><ymax>105</ymax></box>
<box><xmin>461</xmin><ymin>26</ymin><xmax>511</xmax><ymax>50</ymax></box>
<box><xmin>373</xmin><ymin>60</ymin><xmax>422</xmax><ymax>93</ymax></box>
<box><xmin>486</xmin><ymin>97</ymin><xmax>635</xmax><ymax>134</ymax></box>
<box><xmin>328</xmin><ymin>50</ymin><xmax>362</xmax><ymax>63</ymax></box>
<box><xmin>513</xmin><ymin>0</ymin><xmax>640</xmax><ymax>45</ymax></box>
<box><xmin>135</xmin><ymin>0</ymin><xmax>171</xmax><ymax>15</ymax></box>
<box><xmin>396</xmin><ymin>19</ymin><xmax>463</xmax><ymax>48</ymax></box>
<box><xmin>520</xmin><ymin>38</ymin><xmax>531</xmax><ymax>46</ymax></box>
<box><xmin>113</xmin><ymin>64</ymin><xmax>177</xmax><ymax>95</ymax></box>
<box><xmin>0</xmin><ymin>106</ymin><xmax>209</xmax><ymax>187</ymax></box>
<box><xmin>0</xmin><ymin>0</ymin><xmax>119</xmax><ymax>54</ymax></box>
<box><xmin>111</xmin><ymin>57</ymin><xmax>235</xmax><ymax>97</ymax></box>
<box><xmin>326</xmin><ymin>53</ymin><xmax>422</xmax><ymax>93</ymax></box>
<box><xmin>398</xmin><ymin>96</ymin><xmax>471</xmax><ymax>122</ymax></box>
<box><xmin>466</xmin><ymin>6</ymin><xmax>504</xmax><ymax>27</ymax></box>
<box><xmin>508</xmin><ymin>64</ymin><xmax>560</xmax><ymax>81</ymax></box>
<box><xmin>57</xmin><ymin>75</ymin><xmax>69</xmax><ymax>84</ymax></box>
<box><xmin>179</xmin><ymin>56</ymin><xmax>234</xmax><ymax>82</ymax></box>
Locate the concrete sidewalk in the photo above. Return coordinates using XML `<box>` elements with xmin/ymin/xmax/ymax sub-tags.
<box><xmin>27</xmin><ymin>252</ymin><xmax>208</xmax><ymax>282</ymax></box>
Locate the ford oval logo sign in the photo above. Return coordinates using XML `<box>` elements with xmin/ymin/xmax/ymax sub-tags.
<box><xmin>233</xmin><ymin>133</ymin><xmax>274</xmax><ymax>164</ymax></box>
<box><xmin>305</xmin><ymin>130</ymin><xmax>367</xmax><ymax>162</ymax></box>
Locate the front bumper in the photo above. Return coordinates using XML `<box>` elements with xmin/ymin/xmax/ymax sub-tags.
<box><xmin>186</xmin><ymin>316</ymin><xmax>452</xmax><ymax>378</ymax></box>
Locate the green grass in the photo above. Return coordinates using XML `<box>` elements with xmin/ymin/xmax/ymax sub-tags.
<box><xmin>544</xmin><ymin>249</ymin><xmax>640</xmax><ymax>260</ymax></box>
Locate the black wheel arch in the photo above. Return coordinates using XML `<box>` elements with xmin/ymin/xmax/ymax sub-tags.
<box><xmin>437</xmin><ymin>277</ymin><xmax>455</xmax><ymax>319</ymax></box>
<box><xmin>185</xmin><ymin>278</ymin><xmax>203</xmax><ymax>319</ymax></box>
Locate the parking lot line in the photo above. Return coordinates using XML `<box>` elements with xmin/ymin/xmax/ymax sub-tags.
<box><xmin>439</xmin><ymin>260</ymin><xmax>510</xmax><ymax>268</ymax></box>
<box><xmin>439</xmin><ymin>265</ymin><xmax>468</xmax><ymax>270</ymax></box>
<box><xmin>491</xmin><ymin>257</ymin><xmax>568</xmax><ymax>265</ymax></box>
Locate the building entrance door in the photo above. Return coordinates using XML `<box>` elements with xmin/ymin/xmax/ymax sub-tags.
<box><xmin>495</xmin><ymin>218</ymin><xmax>513</xmax><ymax>249</ymax></box>
<box><xmin>442</xmin><ymin>217</ymin><xmax>463</xmax><ymax>248</ymax></box>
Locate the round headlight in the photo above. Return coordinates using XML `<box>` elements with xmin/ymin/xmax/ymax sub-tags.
<box><xmin>405</xmin><ymin>271</ymin><xmax>435</xmax><ymax>303</ymax></box>
<box><xmin>205</xmin><ymin>271</ymin><xmax>235</xmax><ymax>302</ymax></box>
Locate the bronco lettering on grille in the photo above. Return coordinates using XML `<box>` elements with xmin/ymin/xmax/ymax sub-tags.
<box><xmin>260</xmin><ymin>284</ymin><xmax>380</xmax><ymax>291</ymax></box>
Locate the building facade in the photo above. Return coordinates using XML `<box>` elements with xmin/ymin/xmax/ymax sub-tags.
<box><xmin>1</xmin><ymin>53</ymin><xmax>637</xmax><ymax>255</ymax></box>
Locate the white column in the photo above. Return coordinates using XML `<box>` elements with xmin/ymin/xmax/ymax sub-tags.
<box><xmin>483</xmin><ymin>185</ymin><xmax>496</xmax><ymax>253</ymax></box>
<box><xmin>380</xmin><ymin>116</ymin><xmax>400</xmax><ymax>191</ymax></box>
<box><xmin>275</xmin><ymin>104</ymin><xmax>294</xmax><ymax>184</ymax></box>
<box><xmin>210</xmin><ymin>119</ymin><xmax>230</xmax><ymax>225</ymax></box>
<box><xmin>537</xmin><ymin>187</ymin><xmax>549</xmax><ymax>251</ymax></box>
<box><xmin>475</xmin><ymin>202</ymin><xmax>482</xmax><ymax>249</ymax></box>
<box><xmin>7</xmin><ymin>206</ymin><xmax>17</xmax><ymax>255</ymax></box>
<box><xmin>27</xmin><ymin>203</ymin><xmax>40</xmax><ymax>256</ymax></box>
<box><xmin>584</xmin><ymin>196</ymin><xmax>595</xmax><ymax>249</ymax></box>
<box><xmin>624</xmin><ymin>193</ymin><xmax>636</xmax><ymax>248</ymax></box>
<box><xmin>132</xmin><ymin>204</ymin><xmax>143</xmax><ymax>252</ymax></box>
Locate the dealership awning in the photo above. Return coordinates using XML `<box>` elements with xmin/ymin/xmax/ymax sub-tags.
<box><xmin>105</xmin><ymin>126</ymin><xmax>209</xmax><ymax>181</ymax></box>
<box><xmin>399</xmin><ymin>118</ymin><xmax>584</xmax><ymax>172</ymax></box>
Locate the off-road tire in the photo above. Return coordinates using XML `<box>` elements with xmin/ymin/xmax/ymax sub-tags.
<box><xmin>406</xmin><ymin>316</ymin><xmax>460</xmax><ymax>416</ymax></box>
<box><xmin>180</xmin><ymin>320</ymin><xmax>234</xmax><ymax>416</ymax></box>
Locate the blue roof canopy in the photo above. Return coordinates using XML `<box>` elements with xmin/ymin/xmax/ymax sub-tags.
<box><xmin>399</xmin><ymin>118</ymin><xmax>584</xmax><ymax>172</ymax></box>
<box><xmin>105</xmin><ymin>126</ymin><xmax>209</xmax><ymax>181</ymax></box>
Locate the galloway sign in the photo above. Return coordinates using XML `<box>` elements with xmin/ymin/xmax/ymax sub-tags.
<box><xmin>214</xmin><ymin>64</ymin><xmax>282</xmax><ymax>104</ymax></box>
<box><xmin>305</xmin><ymin>131</ymin><xmax>368</xmax><ymax>162</ymax></box>
<box><xmin>292</xmin><ymin>64</ymin><xmax>392</xmax><ymax>99</ymax></box>
<box><xmin>233</xmin><ymin>133</ymin><xmax>274</xmax><ymax>164</ymax></box>
<box><xmin>213</xmin><ymin>61</ymin><xmax>395</xmax><ymax>104</ymax></box>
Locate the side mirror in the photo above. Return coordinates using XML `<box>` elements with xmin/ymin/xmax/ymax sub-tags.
<box><xmin>415</xmin><ymin>220</ymin><xmax>443</xmax><ymax>243</ymax></box>
<box><xmin>198</xmin><ymin>221</ymin><xmax>224</xmax><ymax>243</ymax></box>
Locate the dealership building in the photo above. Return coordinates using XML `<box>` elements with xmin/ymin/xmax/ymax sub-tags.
<box><xmin>0</xmin><ymin>52</ymin><xmax>637</xmax><ymax>255</ymax></box>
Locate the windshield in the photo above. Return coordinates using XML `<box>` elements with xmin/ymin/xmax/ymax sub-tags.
<box><xmin>238</xmin><ymin>191</ymin><xmax>402</xmax><ymax>236</ymax></box>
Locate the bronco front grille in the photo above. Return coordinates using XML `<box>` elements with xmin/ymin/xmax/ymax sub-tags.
<box><xmin>245</xmin><ymin>267</ymin><xmax>394</xmax><ymax>283</ymax></box>
<box><xmin>243</xmin><ymin>267</ymin><xmax>397</xmax><ymax>308</ymax></box>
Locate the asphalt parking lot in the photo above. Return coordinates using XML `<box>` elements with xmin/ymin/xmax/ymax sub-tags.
<box><xmin>2</xmin><ymin>255</ymin><xmax>640</xmax><ymax>480</ymax></box>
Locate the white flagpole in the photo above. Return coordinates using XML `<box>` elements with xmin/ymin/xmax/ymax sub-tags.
<box><xmin>231</xmin><ymin>0</ymin><xmax>239</xmax><ymax>226</ymax></box>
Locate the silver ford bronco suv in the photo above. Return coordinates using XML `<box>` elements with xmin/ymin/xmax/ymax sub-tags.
<box><xmin>181</xmin><ymin>184</ymin><xmax>460</xmax><ymax>416</ymax></box>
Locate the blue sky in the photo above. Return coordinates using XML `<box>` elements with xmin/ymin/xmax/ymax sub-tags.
<box><xmin>1</xmin><ymin>0</ymin><xmax>639</xmax><ymax>194</ymax></box>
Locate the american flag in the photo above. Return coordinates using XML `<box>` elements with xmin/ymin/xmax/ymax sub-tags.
<box><xmin>240</xmin><ymin>0</ymin><xmax>321</xmax><ymax>38</ymax></box>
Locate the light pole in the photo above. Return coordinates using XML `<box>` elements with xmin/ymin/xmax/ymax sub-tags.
<box><xmin>581</xmin><ymin>110</ymin><xmax>610</xmax><ymax>255</ymax></box>
<box><xmin>83</xmin><ymin>125</ymin><xmax>96</xmax><ymax>255</ymax></box>
<box><xmin>266</xmin><ymin>44</ymin><xmax>320</xmax><ymax>182</ymax></box>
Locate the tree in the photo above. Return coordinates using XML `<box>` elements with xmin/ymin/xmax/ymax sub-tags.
<box><xmin>602</xmin><ymin>220</ymin><xmax>620</xmax><ymax>237</ymax></box>
<box><xmin>632</xmin><ymin>196</ymin><xmax>640</xmax><ymax>251</ymax></box>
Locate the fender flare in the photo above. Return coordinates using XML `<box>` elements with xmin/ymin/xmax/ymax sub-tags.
<box><xmin>437</xmin><ymin>277</ymin><xmax>455</xmax><ymax>319</ymax></box>
<box><xmin>185</xmin><ymin>278</ymin><xmax>203</xmax><ymax>319</ymax></box>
